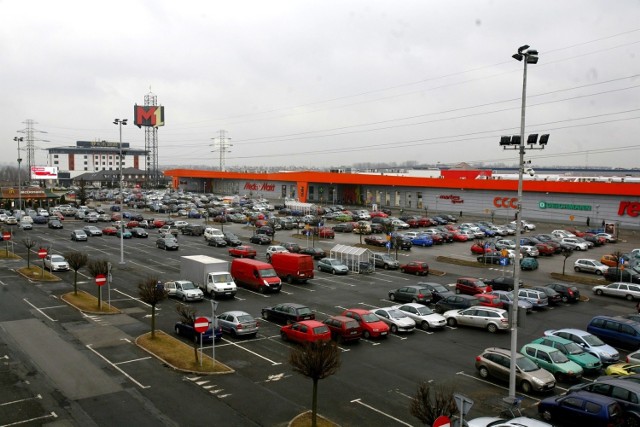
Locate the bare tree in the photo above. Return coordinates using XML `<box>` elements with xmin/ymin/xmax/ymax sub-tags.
<box><xmin>138</xmin><ymin>276</ymin><xmax>167</xmax><ymax>338</ymax></box>
<box><xmin>176</xmin><ymin>304</ymin><xmax>199</xmax><ymax>362</ymax></box>
<box><xmin>22</xmin><ymin>237</ymin><xmax>37</xmax><ymax>268</ymax></box>
<box><xmin>561</xmin><ymin>247</ymin><xmax>574</xmax><ymax>275</ymax></box>
<box><xmin>355</xmin><ymin>222</ymin><xmax>368</xmax><ymax>244</ymax></box>
<box><xmin>87</xmin><ymin>259</ymin><xmax>109</xmax><ymax>309</ymax></box>
<box><xmin>65</xmin><ymin>251</ymin><xmax>88</xmax><ymax>295</ymax></box>
<box><xmin>409</xmin><ymin>380</ymin><xmax>458</xmax><ymax>426</ymax></box>
<box><xmin>289</xmin><ymin>341</ymin><xmax>341</xmax><ymax>427</ymax></box>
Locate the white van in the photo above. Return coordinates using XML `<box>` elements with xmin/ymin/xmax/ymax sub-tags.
<box><xmin>204</xmin><ymin>227</ymin><xmax>224</xmax><ymax>241</ymax></box>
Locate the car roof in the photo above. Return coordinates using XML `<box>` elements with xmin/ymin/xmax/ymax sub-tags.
<box><xmin>398</xmin><ymin>303</ymin><xmax>427</xmax><ymax>309</ymax></box>
<box><xmin>523</xmin><ymin>343</ymin><xmax>561</xmax><ymax>353</ymax></box>
<box><xmin>536</xmin><ymin>335</ymin><xmax>572</xmax><ymax>345</ymax></box>
<box><xmin>276</xmin><ymin>303</ymin><xmax>307</xmax><ymax>308</ymax></box>
<box><xmin>219</xmin><ymin>310</ymin><xmax>251</xmax><ymax>317</ymax></box>
<box><xmin>325</xmin><ymin>315</ymin><xmax>354</xmax><ymax>322</ymax></box>
<box><xmin>344</xmin><ymin>308</ymin><xmax>371</xmax><ymax>314</ymax></box>
<box><xmin>592</xmin><ymin>315</ymin><xmax>640</xmax><ymax>326</ymax></box>
<box><xmin>551</xmin><ymin>328</ymin><xmax>590</xmax><ymax>336</ymax></box>
<box><xmin>565</xmin><ymin>390</ymin><xmax>621</xmax><ymax>405</ymax></box>
<box><xmin>291</xmin><ymin>320</ymin><xmax>324</xmax><ymax>327</ymax></box>
<box><xmin>469</xmin><ymin>306</ymin><xmax>507</xmax><ymax>313</ymax></box>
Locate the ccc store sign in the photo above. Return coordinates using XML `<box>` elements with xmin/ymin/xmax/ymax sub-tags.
<box><xmin>493</xmin><ymin>197</ymin><xmax>518</xmax><ymax>209</ymax></box>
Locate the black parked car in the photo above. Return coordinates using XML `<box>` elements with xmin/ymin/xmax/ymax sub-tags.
<box><xmin>249</xmin><ymin>234</ymin><xmax>272</xmax><ymax>245</ymax></box>
<box><xmin>261</xmin><ymin>303</ymin><xmax>314</xmax><ymax>324</ymax></box>
<box><xmin>532</xmin><ymin>286</ymin><xmax>563</xmax><ymax>305</ymax></box>
<box><xmin>434</xmin><ymin>295</ymin><xmax>480</xmax><ymax>314</ymax></box>
<box><xmin>477</xmin><ymin>253</ymin><xmax>506</xmax><ymax>265</ymax></box>
<box><xmin>332</xmin><ymin>223</ymin><xmax>354</xmax><ymax>233</ymax></box>
<box><xmin>48</xmin><ymin>219</ymin><xmax>63</xmax><ymax>229</ymax></box>
<box><xmin>604</xmin><ymin>268</ymin><xmax>640</xmax><ymax>284</ymax></box>
<box><xmin>391</xmin><ymin>237</ymin><xmax>412</xmax><ymax>251</ymax></box>
<box><xmin>207</xmin><ymin>235</ymin><xmax>227</xmax><ymax>247</ymax></box>
<box><xmin>299</xmin><ymin>247</ymin><xmax>327</xmax><ymax>259</ymax></box>
<box><xmin>282</xmin><ymin>242</ymin><xmax>301</xmax><ymax>253</ymax></box>
<box><xmin>223</xmin><ymin>232</ymin><xmax>242</xmax><ymax>246</ymax></box>
<box><xmin>546</xmin><ymin>283</ymin><xmax>581</xmax><ymax>303</ymax></box>
<box><xmin>130</xmin><ymin>227</ymin><xmax>148</xmax><ymax>238</ymax></box>
<box><xmin>156</xmin><ymin>236</ymin><xmax>179</xmax><ymax>250</ymax></box>
<box><xmin>419</xmin><ymin>282</ymin><xmax>455</xmax><ymax>303</ymax></box>
<box><xmin>485</xmin><ymin>276</ymin><xmax>520</xmax><ymax>292</ymax></box>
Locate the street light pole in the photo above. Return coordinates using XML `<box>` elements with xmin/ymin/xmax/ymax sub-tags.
<box><xmin>500</xmin><ymin>45</ymin><xmax>546</xmax><ymax>402</ymax></box>
<box><xmin>14</xmin><ymin>137</ymin><xmax>23</xmax><ymax>214</ymax></box>
<box><xmin>114</xmin><ymin>119</ymin><xmax>128</xmax><ymax>265</ymax></box>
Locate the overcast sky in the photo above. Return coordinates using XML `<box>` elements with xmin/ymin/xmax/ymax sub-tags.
<box><xmin>1</xmin><ymin>0</ymin><xmax>639</xmax><ymax>171</ymax></box>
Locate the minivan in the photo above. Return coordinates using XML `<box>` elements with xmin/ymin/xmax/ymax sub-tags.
<box><xmin>587</xmin><ymin>315</ymin><xmax>640</xmax><ymax>350</ymax></box>
<box><xmin>230</xmin><ymin>258</ymin><xmax>282</xmax><ymax>293</ymax></box>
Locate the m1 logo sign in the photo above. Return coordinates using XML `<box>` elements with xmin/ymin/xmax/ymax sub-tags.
<box><xmin>618</xmin><ymin>201</ymin><xmax>640</xmax><ymax>217</ymax></box>
<box><xmin>133</xmin><ymin>105</ymin><xmax>165</xmax><ymax>128</ymax></box>
<box><xmin>493</xmin><ymin>196</ymin><xmax>518</xmax><ymax>209</ymax></box>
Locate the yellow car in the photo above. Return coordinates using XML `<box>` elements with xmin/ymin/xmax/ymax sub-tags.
<box><xmin>604</xmin><ymin>363</ymin><xmax>640</xmax><ymax>376</ymax></box>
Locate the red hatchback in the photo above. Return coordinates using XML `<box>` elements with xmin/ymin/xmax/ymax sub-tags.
<box><xmin>323</xmin><ymin>315</ymin><xmax>362</xmax><ymax>342</ymax></box>
<box><xmin>399</xmin><ymin>261</ymin><xmax>429</xmax><ymax>276</ymax></box>
<box><xmin>475</xmin><ymin>293</ymin><xmax>504</xmax><ymax>309</ymax></box>
<box><xmin>228</xmin><ymin>245</ymin><xmax>257</xmax><ymax>258</ymax></box>
<box><xmin>280</xmin><ymin>320</ymin><xmax>331</xmax><ymax>344</ymax></box>
<box><xmin>316</xmin><ymin>227</ymin><xmax>335</xmax><ymax>239</ymax></box>
<box><xmin>456</xmin><ymin>277</ymin><xmax>492</xmax><ymax>295</ymax></box>
<box><xmin>102</xmin><ymin>226</ymin><xmax>118</xmax><ymax>236</ymax></box>
<box><xmin>470</xmin><ymin>243</ymin><xmax>493</xmax><ymax>254</ymax></box>
<box><xmin>341</xmin><ymin>308</ymin><xmax>389</xmax><ymax>339</ymax></box>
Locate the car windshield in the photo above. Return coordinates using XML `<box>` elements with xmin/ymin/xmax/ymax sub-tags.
<box><xmin>415</xmin><ymin>306</ymin><xmax>434</xmax><ymax>315</ymax></box>
<box><xmin>388</xmin><ymin>310</ymin><xmax>407</xmax><ymax>319</ymax></box>
<box><xmin>237</xmin><ymin>315</ymin><xmax>253</xmax><ymax>323</ymax></box>
<box><xmin>583</xmin><ymin>334</ymin><xmax>605</xmax><ymax>346</ymax></box>
<box><xmin>431</xmin><ymin>284</ymin><xmax>448</xmax><ymax>293</ymax></box>
<box><xmin>259</xmin><ymin>268</ymin><xmax>278</xmax><ymax>278</ymax></box>
<box><xmin>313</xmin><ymin>326</ymin><xmax>330</xmax><ymax>335</ymax></box>
<box><xmin>328</xmin><ymin>260</ymin><xmax>341</xmax><ymax>266</ymax></box>
<box><xmin>361</xmin><ymin>313</ymin><xmax>380</xmax><ymax>323</ymax></box>
<box><xmin>51</xmin><ymin>255</ymin><xmax>65</xmax><ymax>262</ymax></box>
<box><xmin>564</xmin><ymin>342</ymin><xmax>584</xmax><ymax>355</ymax></box>
<box><xmin>181</xmin><ymin>282</ymin><xmax>196</xmax><ymax>290</ymax></box>
<box><xmin>516</xmin><ymin>356</ymin><xmax>540</xmax><ymax>372</ymax></box>
<box><xmin>549</xmin><ymin>351</ymin><xmax>569</xmax><ymax>363</ymax></box>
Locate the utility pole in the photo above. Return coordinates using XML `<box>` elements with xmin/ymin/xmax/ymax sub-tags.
<box><xmin>211</xmin><ymin>130</ymin><xmax>232</xmax><ymax>171</ymax></box>
<box><xmin>18</xmin><ymin>119</ymin><xmax>49</xmax><ymax>176</ymax></box>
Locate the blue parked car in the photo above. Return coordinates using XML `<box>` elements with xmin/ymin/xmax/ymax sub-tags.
<box><xmin>538</xmin><ymin>390</ymin><xmax>624</xmax><ymax>427</ymax></box>
<box><xmin>174</xmin><ymin>317</ymin><xmax>223</xmax><ymax>343</ymax></box>
<box><xmin>411</xmin><ymin>235</ymin><xmax>434</xmax><ymax>247</ymax></box>
<box><xmin>188</xmin><ymin>210</ymin><xmax>202</xmax><ymax>219</ymax></box>
<box><xmin>587</xmin><ymin>316</ymin><xmax>640</xmax><ymax>350</ymax></box>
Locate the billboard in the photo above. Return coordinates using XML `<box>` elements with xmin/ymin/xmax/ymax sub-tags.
<box><xmin>31</xmin><ymin>166</ymin><xmax>58</xmax><ymax>179</ymax></box>
<box><xmin>134</xmin><ymin>105</ymin><xmax>165</xmax><ymax>128</ymax></box>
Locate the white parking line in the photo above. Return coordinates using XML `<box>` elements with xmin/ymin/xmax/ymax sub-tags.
<box><xmin>86</xmin><ymin>344</ymin><xmax>150</xmax><ymax>389</ymax></box>
<box><xmin>455</xmin><ymin>371</ymin><xmax>541</xmax><ymax>402</ymax></box>
<box><xmin>127</xmin><ymin>260</ymin><xmax>160</xmax><ymax>272</ymax></box>
<box><xmin>0</xmin><ymin>394</ymin><xmax>42</xmax><ymax>406</ymax></box>
<box><xmin>0</xmin><ymin>412</ymin><xmax>57</xmax><ymax>426</ymax></box>
<box><xmin>114</xmin><ymin>356</ymin><xmax>152</xmax><ymax>365</ymax></box>
<box><xmin>286</xmin><ymin>285</ymin><xmax>315</xmax><ymax>292</ymax></box>
<box><xmin>239</xmin><ymin>288</ymin><xmax>270</xmax><ymax>298</ymax></box>
<box><xmin>112</xmin><ymin>288</ymin><xmax>161</xmax><ymax>309</ymax></box>
<box><xmin>23</xmin><ymin>299</ymin><xmax>57</xmax><ymax>322</ymax></box>
<box><xmin>220</xmin><ymin>338</ymin><xmax>281</xmax><ymax>365</ymax></box>
<box><xmin>350</xmin><ymin>398</ymin><xmax>413</xmax><ymax>426</ymax></box>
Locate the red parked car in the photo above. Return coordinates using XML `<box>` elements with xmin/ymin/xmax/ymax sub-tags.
<box><xmin>280</xmin><ymin>320</ymin><xmax>331</xmax><ymax>344</ymax></box>
<box><xmin>152</xmin><ymin>219</ymin><xmax>166</xmax><ymax>228</ymax></box>
<box><xmin>452</xmin><ymin>231</ymin><xmax>469</xmax><ymax>242</ymax></box>
<box><xmin>364</xmin><ymin>235</ymin><xmax>387</xmax><ymax>247</ymax></box>
<box><xmin>102</xmin><ymin>226</ymin><xmax>118</xmax><ymax>236</ymax></box>
<box><xmin>475</xmin><ymin>293</ymin><xmax>504</xmax><ymax>309</ymax></box>
<box><xmin>316</xmin><ymin>227</ymin><xmax>335</xmax><ymax>239</ymax></box>
<box><xmin>399</xmin><ymin>261</ymin><xmax>429</xmax><ymax>276</ymax></box>
<box><xmin>406</xmin><ymin>218</ymin><xmax>420</xmax><ymax>228</ymax></box>
<box><xmin>456</xmin><ymin>277</ymin><xmax>492</xmax><ymax>295</ymax></box>
<box><xmin>341</xmin><ymin>308</ymin><xmax>389</xmax><ymax>339</ymax></box>
<box><xmin>126</xmin><ymin>220</ymin><xmax>139</xmax><ymax>229</ymax></box>
<box><xmin>418</xmin><ymin>217</ymin><xmax>434</xmax><ymax>227</ymax></box>
<box><xmin>470</xmin><ymin>243</ymin><xmax>493</xmax><ymax>254</ymax></box>
<box><xmin>323</xmin><ymin>315</ymin><xmax>362</xmax><ymax>342</ymax></box>
<box><xmin>370</xmin><ymin>211</ymin><xmax>388</xmax><ymax>218</ymax></box>
<box><xmin>228</xmin><ymin>245</ymin><xmax>257</xmax><ymax>258</ymax></box>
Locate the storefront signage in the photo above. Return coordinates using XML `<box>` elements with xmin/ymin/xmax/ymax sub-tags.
<box><xmin>619</xmin><ymin>201</ymin><xmax>640</xmax><ymax>217</ymax></box>
<box><xmin>538</xmin><ymin>201</ymin><xmax>592</xmax><ymax>211</ymax></box>
<box><xmin>493</xmin><ymin>197</ymin><xmax>518</xmax><ymax>209</ymax></box>
<box><xmin>438</xmin><ymin>194</ymin><xmax>463</xmax><ymax>204</ymax></box>
<box><xmin>243</xmin><ymin>182</ymin><xmax>276</xmax><ymax>192</ymax></box>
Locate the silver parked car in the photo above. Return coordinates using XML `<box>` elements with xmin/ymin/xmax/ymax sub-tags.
<box><xmin>517</xmin><ymin>288</ymin><xmax>549</xmax><ymax>309</ymax></box>
<box><xmin>443</xmin><ymin>307</ymin><xmax>510</xmax><ymax>333</ymax></box>
<box><xmin>217</xmin><ymin>310</ymin><xmax>259</xmax><ymax>337</ymax></box>
<box><xmin>475</xmin><ymin>347</ymin><xmax>555</xmax><ymax>393</ymax></box>
<box><xmin>574</xmin><ymin>259</ymin><xmax>608</xmax><ymax>275</ymax></box>
<box><xmin>593</xmin><ymin>282</ymin><xmax>640</xmax><ymax>301</ymax></box>
<box><xmin>393</xmin><ymin>303</ymin><xmax>446</xmax><ymax>330</ymax></box>
<box><xmin>163</xmin><ymin>280</ymin><xmax>204</xmax><ymax>302</ymax></box>
<box><xmin>373</xmin><ymin>307</ymin><xmax>415</xmax><ymax>333</ymax></box>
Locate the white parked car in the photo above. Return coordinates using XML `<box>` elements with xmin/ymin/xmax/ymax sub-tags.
<box><xmin>574</xmin><ymin>259</ymin><xmax>608</xmax><ymax>275</ymax></box>
<box><xmin>468</xmin><ymin>416</ymin><xmax>551</xmax><ymax>427</ymax></box>
<box><xmin>164</xmin><ymin>280</ymin><xmax>204</xmax><ymax>302</ymax></box>
<box><xmin>593</xmin><ymin>282</ymin><xmax>640</xmax><ymax>301</ymax></box>
<box><xmin>393</xmin><ymin>303</ymin><xmax>446</xmax><ymax>330</ymax></box>
<box><xmin>5</xmin><ymin>216</ymin><xmax>17</xmax><ymax>225</ymax></box>
<box><xmin>44</xmin><ymin>254</ymin><xmax>70</xmax><ymax>272</ymax></box>
<box><xmin>510</xmin><ymin>220</ymin><xmax>536</xmax><ymax>231</ymax></box>
<box><xmin>266</xmin><ymin>245</ymin><xmax>288</xmax><ymax>261</ymax></box>
<box><xmin>551</xmin><ymin>229</ymin><xmax>576</xmax><ymax>239</ymax></box>
<box><xmin>373</xmin><ymin>307</ymin><xmax>415</xmax><ymax>333</ymax></box>
<box><xmin>390</xmin><ymin>219</ymin><xmax>410</xmax><ymax>230</ymax></box>
<box><xmin>495</xmin><ymin>239</ymin><xmax>516</xmax><ymax>250</ymax></box>
<box><xmin>173</xmin><ymin>220</ymin><xmax>189</xmax><ymax>229</ymax></box>
<box><xmin>520</xmin><ymin>245</ymin><xmax>539</xmax><ymax>257</ymax></box>
<box><xmin>561</xmin><ymin>237</ymin><xmax>589</xmax><ymax>251</ymax></box>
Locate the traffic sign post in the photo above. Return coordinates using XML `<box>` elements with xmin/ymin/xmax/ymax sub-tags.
<box><xmin>95</xmin><ymin>274</ymin><xmax>107</xmax><ymax>286</ymax></box>
<box><xmin>194</xmin><ymin>316</ymin><xmax>209</xmax><ymax>367</ymax></box>
<box><xmin>38</xmin><ymin>248</ymin><xmax>48</xmax><ymax>278</ymax></box>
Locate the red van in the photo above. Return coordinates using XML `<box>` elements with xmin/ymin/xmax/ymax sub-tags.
<box><xmin>270</xmin><ymin>253</ymin><xmax>314</xmax><ymax>284</ymax></box>
<box><xmin>230</xmin><ymin>258</ymin><xmax>282</xmax><ymax>293</ymax></box>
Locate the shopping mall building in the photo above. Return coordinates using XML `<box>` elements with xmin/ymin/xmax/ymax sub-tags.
<box><xmin>164</xmin><ymin>168</ymin><xmax>640</xmax><ymax>230</ymax></box>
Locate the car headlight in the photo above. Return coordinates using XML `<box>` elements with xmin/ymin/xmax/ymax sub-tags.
<box><xmin>532</xmin><ymin>377</ymin><xmax>545</xmax><ymax>385</ymax></box>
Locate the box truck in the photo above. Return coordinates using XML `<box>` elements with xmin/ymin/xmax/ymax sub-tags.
<box><xmin>270</xmin><ymin>252</ymin><xmax>314</xmax><ymax>283</ymax></box>
<box><xmin>180</xmin><ymin>255</ymin><xmax>237</xmax><ymax>298</ymax></box>
<box><xmin>230</xmin><ymin>258</ymin><xmax>282</xmax><ymax>293</ymax></box>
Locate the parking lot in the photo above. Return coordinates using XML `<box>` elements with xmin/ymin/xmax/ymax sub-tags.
<box><xmin>2</xmin><ymin>209</ymin><xmax>639</xmax><ymax>426</ymax></box>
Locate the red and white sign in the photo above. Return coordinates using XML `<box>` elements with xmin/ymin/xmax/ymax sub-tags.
<box><xmin>95</xmin><ymin>274</ymin><xmax>107</xmax><ymax>287</ymax></box>
<box><xmin>30</xmin><ymin>166</ymin><xmax>58</xmax><ymax>179</ymax></box>
<box><xmin>433</xmin><ymin>415</ymin><xmax>451</xmax><ymax>427</ymax></box>
<box><xmin>2</xmin><ymin>231</ymin><xmax>10</xmax><ymax>241</ymax></box>
<box><xmin>194</xmin><ymin>317</ymin><xmax>209</xmax><ymax>334</ymax></box>
<box><xmin>37</xmin><ymin>248</ymin><xmax>48</xmax><ymax>259</ymax></box>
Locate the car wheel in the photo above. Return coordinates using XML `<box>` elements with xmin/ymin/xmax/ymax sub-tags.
<box><xmin>487</xmin><ymin>323</ymin><xmax>498</xmax><ymax>333</ymax></box>
<box><xmin>561</xmin><ymin>295</ymin><xmax>568</xmax><ymax>303</ymax></box>
<box><xmin>175</xmin><ymin>326</ymin><xmax>180</xmax><ymax>335</ymax></box>
<box><xmin>286</xmin><ymin>276</ymin><xmax>294</xmax><ymax>284</ymax></box>
<box><xmin>388</xmin><ymin>293</ymin><xmax>395</xmax><ymax>301</ymax></box>
<box><xmin>280</xmin><ymin>331</ymin><xmax>288</xmax><ymax>341</ymax></box>
<box><xmin>478</xmin><ymin>366</ymin><xmax>489</xmax><ymax>378</ymax></box>
<box><xmin>400</xmin><ymin>268</ymin><xmax>405</xmax><ymax>273</ymax></box>
<box><xmin>331</xmin><ymin>269</ymin><xmax>337</xmax><ymax>275</ymax></box>
<box><xmin>411</xmin><ymin>298</ymin><xmax>418</xmax><ymax>303</ymax></box>
<box><xmin>574</xmin><ymin>266</ymin><xmax>580</xmax><ymax>272</ymax></box>
<box><xmin>521</xmin><ymin>381</ymin><xmax>532</xmax><ymax>394</ymax></box>
<box><xmin>455</xmin><ymin>288</ymin><xmax>461</xmax><ymax>294</ymax></box>
<box><xmin>262</xmin><ymin>311</ymin><xmax>268</xmax><ymax>320</ymax></box>
<box><xmin>182</xmin><ymin>295</ymin><xmax>187</xmax><ymax>302</ymax></box>
<box><xmin>363</xmin><ymin>330</ymin><xmax>371</xmax><ymax>339</ymax></box>
<box><xmin>541</xmin><ymin>410</ymin><xmax>552</xmax><ymax>421</ymax></box>
<box><xmin>596</xmin><ymin>270</ymin><xmax>603</xmax><ymax>276</ymax></box>
<box><xmin>627</xmin><ymin>294</ymin><xmax>635</xmax><ymax>301</ymax></box>
<box><xmin>626</xmin><ymin>414</ymin><xmax>640</xmax><ymax>427</ymax></box>
<box><xmin>447</xmin><ymin>318</ymin><xmax>457</xmax><ymax>327</ymax></box>
<box><xmin>390</xmin><ymin>325</ymin><xmax>398</xmax><ymax>333</ymax></box>
<box><xmin>595</xmin><ymin>289</ymin><xmax>603</xmax><ymax>296</ymax></box>
<box><xmin>421</xmin><ymin>321</ymin><xmax>429</xmax><ymax>331</ymax></box>
<box><xmin>384</xmin><ymin>264</ymin><xmax>389</xmax><ymax>270</ymax></box>
<box><xmin>415</xmin><ymin>271</ymin><xmax>420</xmax><ymax>276</ymax></box>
